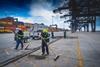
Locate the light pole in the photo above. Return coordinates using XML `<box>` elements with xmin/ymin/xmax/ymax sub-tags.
<box><xmin>14</xmin><ymin>18</ymin><xmax>18</xmax><ymax>28</ymax></box>
<box><xmin>52</xmin><ymin>16</ymin><xmax>54</xmax><ymax>25</ymax></box>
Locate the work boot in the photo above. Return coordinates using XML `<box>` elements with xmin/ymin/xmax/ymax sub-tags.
<box><xmin>47</xmin><ymin>52</ymin><xmax>49</xmax><ymax>55</ymax></box>
<box><xmin>45</xmin><ymin>53</ymin><xmax>49</xmax><ymax>56</ymax></box>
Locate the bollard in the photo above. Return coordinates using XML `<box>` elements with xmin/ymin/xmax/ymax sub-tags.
<box><xmin>64</xmin><ymin>30</ymin><xmax>66</xmax><ymax>38</ymax></box>
<box><xmin>51</xmin><ymin>32</ymin><xmax>54</xmax><ymax>38</ymax></box>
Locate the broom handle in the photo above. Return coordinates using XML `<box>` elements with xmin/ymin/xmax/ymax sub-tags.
<box><xmin>41</xmin><ymin>36</ymin><xmax>56</xmax><ymax>56</ymax></box>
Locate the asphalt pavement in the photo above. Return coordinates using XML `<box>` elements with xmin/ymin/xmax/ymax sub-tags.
<box><xmin>0</xmin><ymin>32</ymin><xmax>100</xmax><ymax>67</ymax></box>
<box><xmin>0</xmin><ymin>33</ymin><xmax>57</xmax><ymax>66</ymax></box>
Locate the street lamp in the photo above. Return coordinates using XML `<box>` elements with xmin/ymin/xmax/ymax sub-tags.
<box><xmin>52</xmin><ymin>16</ymin><xmax>54</xmax><ymax>25</ymax></box>
<box><xmin>14</xmin><ymin>18</ymin><xmax>18</xmax><ymax>28</ymax></box>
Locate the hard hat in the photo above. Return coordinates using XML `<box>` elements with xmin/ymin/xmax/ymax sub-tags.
<box><xmin>43</xmin><ymin>28</ymin><xmax>48</xmax><ymax>32</ymax></box>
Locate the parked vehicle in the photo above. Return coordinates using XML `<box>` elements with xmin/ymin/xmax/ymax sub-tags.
<box><xmin>32</xmin><ymin>31</ymin><xmax>41</xmax><ymax>40</ymax></box>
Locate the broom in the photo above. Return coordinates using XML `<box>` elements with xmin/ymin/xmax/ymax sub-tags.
<box><xmin>24</xmin><ymin>38</ymin><xmax>31</xmax><ymax>50</ymax></box>
<box><xmin>41</xmin><ymin>36</ymin><xmax>60</xmax><ymax>61</ymax></box>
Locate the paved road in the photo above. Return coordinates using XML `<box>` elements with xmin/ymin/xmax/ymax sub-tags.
<box><xmin>1</xmin><ymin>32</ymin><xmax>100</xmax><ymax>67</ymax></box>
<box><xmin>78</xmin><ymin>32</ymin><xmax>100</xmax><ymax>67</ymax></box>
<box><xmin>0</xmin><ymin>33</ymin><xmax>15</xmax><ymax>48</ymax></box>
<box><xmin>0</xmin><ymin>33</ymin><xmax>16</xmax><ymax>63</ymax></box>
<box><xmin>0</xmin><ymin>33</ymin><xmax>57</xmax><ymax>65</ymax></box>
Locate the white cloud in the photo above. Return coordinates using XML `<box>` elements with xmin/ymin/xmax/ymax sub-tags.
<box><xmin>11</xmin><ymin>1</ymin><xmax>70</xmax><ymax>29</ymax></box>
<box><xmin>29</xmin><ymin>2</ymin><xmax>56</xmax><ymax>24</ymax></box>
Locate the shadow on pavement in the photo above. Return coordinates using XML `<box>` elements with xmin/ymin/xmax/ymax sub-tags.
<box><xmin>28</xmin><ymin>55</ymin><xmax>47</xmax><ymax>60</ymax></box>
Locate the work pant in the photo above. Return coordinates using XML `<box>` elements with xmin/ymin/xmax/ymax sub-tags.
<box><xmin>23</xmin><ymin>36</ymin><xmax>29</xmax><ymax>43</ymax></box>
<box><xmin>42</xmin><ymin>40</ymin><xmax>49</xmax><ymax>55</ymax></box>
<box><xmin>15</xmin><ymin>39</ymin><xmax>23</xmax><ymax>49</ymax></box>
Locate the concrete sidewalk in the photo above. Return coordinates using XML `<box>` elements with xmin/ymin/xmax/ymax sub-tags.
<box><xmin>0</xmin><ymin>31</ymin><xmax>66</xmax><ymax>66</ymax></box>
<box><xmin>0</xmin><ymin>38</ymin><xmax>57</xmax><ymax>66</ymax></box>
<box><xmin>5</xmin><ymin>32</ymin><xmax>100</xmax><ymax>67</ymax></box>
<box><xmin>5</xmin><ymin>33</ymin><xmax>78</xmax><ymax>67</ymax></box>
<box><xmin>1</xmin><ymin>32</ymin><xmax>100</xmax><ymax>67</ymax></box>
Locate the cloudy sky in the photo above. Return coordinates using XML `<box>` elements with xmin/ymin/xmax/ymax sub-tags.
<box><xmin>0</xmin><ymin>0</ymin><xmax>69</xmax><ymax>28</ymax></box>
<box><xmin>0</xmin><ymin>0</ymin><xmax>100</xmax><ymax>30</ymax></box>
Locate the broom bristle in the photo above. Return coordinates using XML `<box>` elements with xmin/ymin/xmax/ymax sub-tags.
<box><xmin>54</xmin><ymin>56</ymin><xmax>60</xmax><ymax>61</ymax></box>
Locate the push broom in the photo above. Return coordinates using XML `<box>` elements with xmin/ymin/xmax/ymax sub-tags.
<box><xmin>41</xmin><ymin>36</ymin><xmax>60</xmax><ymax>61</ymax></box>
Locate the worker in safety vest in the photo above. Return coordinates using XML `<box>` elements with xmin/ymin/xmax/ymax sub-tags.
<box><xmin>15</xmin><ymin>29</ymin><xmax>24</xmax><ymax>50</ymax></box>
<box><xmin>41</xmin><ymin>28</ymin><xmax>50</xmax><ymax>55</ymax></box>
<box><xmin>14</xmin><ymin>28</ymin><xmax>20</xmax><ymax>41</ymax></box>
